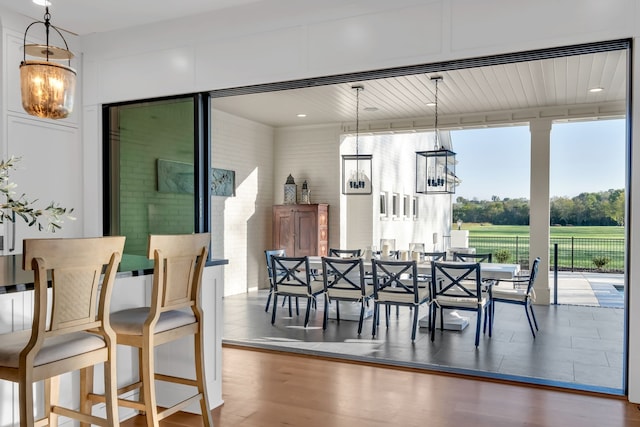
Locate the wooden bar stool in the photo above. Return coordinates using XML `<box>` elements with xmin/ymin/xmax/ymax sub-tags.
<box><xmin>103</xmin><ymin>233</ymin><xmax>213</xmax><ymax>427</ymax></box>
<box><xmin>0</xmin><ymin>236</ymin><xmax>125</xmax><ymax>427</ymax></box>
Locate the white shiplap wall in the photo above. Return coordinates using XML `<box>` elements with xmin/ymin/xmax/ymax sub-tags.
<box><xmin>211</xmin><ymin>109</ymin><xmax>274</xmax><ymax>296</ymax></box>
<box><xmin>273</xmin><ymin>125</ymin><xmax>343</xmax><ymax>252</ymax></box>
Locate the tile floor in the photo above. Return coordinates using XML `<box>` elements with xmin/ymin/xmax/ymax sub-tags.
<box><xmin>222</xmin><ymin>280</ymin><xmax>625</xmax><ymax>395</ymax></box>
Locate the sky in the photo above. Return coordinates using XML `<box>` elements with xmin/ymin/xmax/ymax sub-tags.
<box><xmin>450</xmin><ymin>119</ymin><xmax>626</xmax><ymax>201</ymax></box>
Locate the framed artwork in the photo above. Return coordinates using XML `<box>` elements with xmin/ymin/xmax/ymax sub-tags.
<box><xmin>211</xmin><ymin>168</ymin><xmax>235</xmax><ymax>196</ymax></box>
<box><xmin>157</xmin><ymin>159</ymin><xmax>194</xmax><ymax>194</ymax></box>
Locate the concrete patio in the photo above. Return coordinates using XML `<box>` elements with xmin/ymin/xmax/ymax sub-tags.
<box><xmin>552</xmin><ymin>271</ymin><xmax>625</xmax><ymax>308</ymax></box>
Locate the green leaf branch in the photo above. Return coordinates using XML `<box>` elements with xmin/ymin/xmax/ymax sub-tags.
<box><xmin>0</xmin><ymin>156</ymin><xmax>75</xmax><ymax>232</ymax></box>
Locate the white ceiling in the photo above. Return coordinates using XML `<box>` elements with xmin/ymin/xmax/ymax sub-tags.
<box><xmin>0</xmin><ymin>0</ymin><xmax>263</xmax><ymax>35</ymax></box>
<box><xmin>212</xmin><ymin>49</ymin><xmax>627</xmax><ymax>128</ymax></box>
<box><xmin>0</xmin><ymin>1</ymin><xmax>628</xmax><ymax>128</ymax></box>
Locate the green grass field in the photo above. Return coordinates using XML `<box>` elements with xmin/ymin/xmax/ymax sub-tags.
<box><xmin>460</xmin><ymin>224</ymin><xmax>625</xmax><ymax>271</ymax></box>
<box><xmin>462</xmin><ymin>223</ymin><xmax>625</xmax><ymax>238</ymax></box>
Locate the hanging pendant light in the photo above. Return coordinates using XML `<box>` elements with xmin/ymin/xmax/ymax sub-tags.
<box><xmin>342</xmin><ymin>84</ymin><xmax>372</xmax><ymax>195</ymax></box>
<box><xmin>416</xmin><ymin>75</ymin><xmax>457</xmax><ymax>194</ymax></box>
<box><xmin>20</xmin><ymin>6</ymin><xmax>76</xmax><ymax>120</ymax></box>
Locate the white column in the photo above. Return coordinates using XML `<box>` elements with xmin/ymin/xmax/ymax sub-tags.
<box><xmin>529</xmin><ymin>119</ymin><xmax>551</xmax><ymax>305</ymax></box>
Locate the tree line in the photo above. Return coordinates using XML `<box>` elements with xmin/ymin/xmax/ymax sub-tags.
<box><xmin>453</xmin><ymin>189</ymin><xmax>625</xmax><ymax>226</ymax></box>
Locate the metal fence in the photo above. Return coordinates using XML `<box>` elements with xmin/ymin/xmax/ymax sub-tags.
<box><xmin>468</xmin><ymin>236</ymin><xmax>625</xmax><ymax>272</ymax></box>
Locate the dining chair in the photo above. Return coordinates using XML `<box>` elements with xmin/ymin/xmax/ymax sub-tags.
<box><xmin>453</xmin><ymin>252</ymin><xmax>492</xmax><ymax>263</ymax></box>
<box><xmin>371</xmin><ymin>259</ymin><xmax>430</xmax><ymax>341</ymax></box>
<box><xmin>264</xmin><ymin>249</ymin><xmax>298</xmax><ymax>315</ymax></box>
<box><xmin>0</xmin><ymin>236</ymin><xmax>125</xmax><ymax>427</ymax></box>
<box><xmin>328</xmin><ymin>248</ymin><xmax>362</xmax><ymax>258</ymax></box>
<box><xmin>422</xmin><ymin>251</ymin><xmax>447</xmax><ymax>261</ymax></box>
<box><xmin>430</xmin><ymin>261</ymin><xmax>491</xmax><ymax>347</ymax></box>
<box><xmin>106</xmin><ymin>233</ymin><xmax>213</xmax><ymax>427</ymax></box>
<box><xmin>322</xmin><ymin>257</ymin><xmax>373</xmax><ymax>334</ymax></box>
<box><xmin>271</xmin><ymin>255</ymin><xmax>325</xmax><ymax>327</ymax></box>
<box><xmin>491</xmin><ymin>257</ymin><xmax>541</xmax><ymax>337</ymax></box>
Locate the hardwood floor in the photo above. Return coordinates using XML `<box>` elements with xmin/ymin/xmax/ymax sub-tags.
<box><xmin>121</xmin><ymin>345</ymin><xmax>640</xmax><ymax>427</ymax></box>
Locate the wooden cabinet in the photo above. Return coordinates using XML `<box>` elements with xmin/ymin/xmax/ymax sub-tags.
<box><xmin>272</xmin><ymin>204</ymin><xmax>328</xmax><ymax>257</ymax></box>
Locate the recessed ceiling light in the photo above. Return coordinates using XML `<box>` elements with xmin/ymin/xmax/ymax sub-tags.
<box><xmin>296</xmin><ymin>113</ymin><xmax>307</xmax><ymax>118</ymax></box>
<box><xmin>427</xmin><ymin>102</ymin><xmax>436</xmax><ymax>107</ymax></box>
<box><xmin>32</xmin><ymin>0</ymin><xmax>51</xmax><ymax>6</ymax></box>
<box><xmin>589</xmin><ymin>87</ymin><xmax>604</xmax><ymax>93</ymax></box>
<box><xmin>364</xmin><ymin>107</ymin><xmax>378</xmax><ymax>112</ymax></box>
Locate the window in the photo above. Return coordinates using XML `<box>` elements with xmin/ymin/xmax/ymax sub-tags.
<box><xmin>379</xmin><ymin>192</ymin><xmax>388</xmax><ymax>217</ymax></box>
<box><xmin>103</xmin><ymin>95</ymin><xmax>210</xmax><ymax>256</ymax></box>
<box><xmin>403</xmin><ymin>195</ymin><xmax>411</xmax><ymax>219</ymax></box>
<box><xmin>392</xmin><ymin>193</ymin><xmax>400</xmax><ymax>218</ymax></box>
<box><xmin>412</xmin><ymin>196</ymin><xmax>419</xmax><ymax>219</ymax></box>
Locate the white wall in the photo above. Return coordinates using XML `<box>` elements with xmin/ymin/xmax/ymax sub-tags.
<box><xmin>211</xmin><ymin>109</ymin><xmax>274</xmax><ymax>296</ymax></box>
<box><xmin>3</xmin><ymin>0</ymin><xmax>640</xmax><ymax>403</ymax></box>
<box><xmin>273</xmin><ymin>124</ymin><xmax>342</xmax><ymax>251</ymax></box>
<box><xmin>343</xmin><ymin>132</ymin><xmax>452</xmax><ymax>252</ymax></box>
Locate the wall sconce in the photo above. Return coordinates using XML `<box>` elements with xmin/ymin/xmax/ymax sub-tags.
<box><xmin>20</xmin><ymin>7</ymin><xmax>76</xmax><ymax>119</ymax></box>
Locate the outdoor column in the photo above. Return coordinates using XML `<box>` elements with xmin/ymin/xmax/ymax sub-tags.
<box><xmin>529</xmin><ymin>119</ymin><xmax>551</xmax><ymax>305</ymax></box>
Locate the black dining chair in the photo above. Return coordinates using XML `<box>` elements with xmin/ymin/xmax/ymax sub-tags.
<box><xmin>372</xmin><ymin>259</ymin><xmax>430</xmax><ymax>341</ymax></box>
<box><xmin>271</xmin><ymin>256</ymin><xmax>325</xmax><ymax>327</ymax></box>
<box><xmin>491</xmin><ymin>257</ymin><xmax>541</xmax><ymax>337</ymax></box>
<box><xmin>265</xmin><ymin>249</ymin><xmax>298</xmax><ymax>315</ymax></box>
<box><xmin>453</xmin><ymin>252</ymin><xmax>492</xmax><ymax>263</ymax></box>
<box><xmin>322</xmin><ymin>256</ymin><xmax>372</xmax><ymax>334</ymax></box>
<box><xmin>329</xmin><ymin>248</ymin><xmax>362</xmax><ymax>258</ymax></box>
<box><xmin>430</xmin><ymin>261</ymin><xmax>491</xmax><ymax>347</ymax></box>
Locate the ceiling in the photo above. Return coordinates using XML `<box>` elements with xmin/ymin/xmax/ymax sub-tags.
<box><xmin>211</xmin><ymin>49</ymin><xmax>627</xmax><ymax>128</ymax></box>
<box><xmin>0</xmin><ymin>0</ymin><xmax>264</xmax><ymax>35</ymax></box>
<box><xmin>0</xmin><ymin>1</ymin><xmax>627</xmax><ymax>128</ymax></box>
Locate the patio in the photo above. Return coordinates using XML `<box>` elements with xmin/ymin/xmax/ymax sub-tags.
<box><xmin>222</xmin><ymin>271</ymin><xmax>625</xmax><ymax>395</ymax></box>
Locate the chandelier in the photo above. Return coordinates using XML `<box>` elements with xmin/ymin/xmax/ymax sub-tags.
<box><xmin>20</xmin><ymin>6</ymin><xmax>76</xmax><ymax>120</ymax></box>
<box><xmin>342</xmin><ymin>84</ymin><xmax>372</xmax><ymax>195</ymax></box>
<box><xmin>416</xmin><ymin>76</ymin><xmax>457</xmax><ymax>194</ymax></box>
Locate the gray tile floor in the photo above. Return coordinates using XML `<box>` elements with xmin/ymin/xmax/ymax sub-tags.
<box><xmin>222</xmin><ymin>289</ymin><xmax>625</xmax><ymax>395</ymax></box>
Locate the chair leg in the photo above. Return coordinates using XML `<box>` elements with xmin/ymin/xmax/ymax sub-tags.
<box><xmin>103</xmin><ymin>350</ymin><xmax>120</xmax><ymax>427</ymax></box>
<box><xmin>411</xmin><ymin>305</ymin><xmax>419</xmax><ymax>341</ymax></box>
<box><xmin>45</xmin><ymin>375</ymin><xmax>60</xmax><ymax>427</ymax></box>
<box><xmin>295</xmin><ymin>297</ymin><xmax>300</xmax><ymax>316</ymax></box>
<box><xmin>475</xmin><ymin>308</ymin><xmax>482</xmax><ymax>347</ymax></box>
<box><xmin>372</xmin><ymin>302</ymin><xmax>379</xmax><ymax>337</ymax></box>
<box><xmin>265</xmin><ymin>290</ymin><xmax>272</xmax><ymax>312</ymax></box>
<box><xmin>430</xmin><ymin>307</ymin><xmax>436</xmax><ymax>342</ymax></box>
<box><xmin>194</xmin><ymin>330</ymin><xmax>214</xmax><ymax>427</ymax></box>
<box><xmin>304</xmin><ymin>297</ymin><xmax>312</xmax><ymax>327</ymax></box>
<box><xmin>358</xmin><ymin>303</ymin><xmax>365</xmax><ymax>335</ymax></box>
<box><xmin>525</xmin><ymin>303</ymin><xmax>537</xmax><ymax>338</ymax></box>
<box><xmin>80</xmin><ymin>367</ymin><xmax>92</xmax><ymax>427</ymax></box>
<box><xmin>288</xmin><ymin>296</ymin><xmax>293</xmax><ymax>317</ymax></box>
<box><xmin>323</xmin><ymin>294</ymin><xmax>329</xmax><ymax>330</ymax></box>
<box><xmin>271</xmin><ymin>294</ymin><xmax>278</xmax><ymax>324</ymax></box>
<box><xmin>19</xmin><ymin>373</ymin><xmax>35</xmax><ymax>427</ymax></box>
<box><xmin>529</xmin><ymin>302</ymin><xmax>539</xmax><ymax>331</ymax></box>
<box><xmin>141</xmin><ymin>342</ymin><xmax>160</xmax><ymax>427</ymax></box>
<box><xmin>336</xmin><ymin>300</ymin><xmax>341</xmax><ymax>322</ymax></box>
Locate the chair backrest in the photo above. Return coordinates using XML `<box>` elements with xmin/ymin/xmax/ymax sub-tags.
<box><xmin>328</xmin><ymin>248</ymin><xmax>362</xmax><ymax>258</ymax></box>
<box><xmin>372</xmin><ymin>259</ymin><xmax>420</xmax><ymax>302</ymax></box>
<box><xmin>22</xmin><ymin>236</ymin><xmax>126</xmax><ymax>350</ymax></box>
<box><xmin>526</xmin><ymin>257</ymin><xmax>541</xmax><ymax>294</ymax></box>
<box><xmin>454</xmin><ymin>252</ymin><xmax>492</xmax><ymax>263</ymax></box>
<box><xmin>431</xmin><ymin>261</ymin><xmax>482</xmax><ymax>301</ymax></box>
<box><xmin>271</xmin><ymin>256</ymin><xmax>311</xmax><ymax>292</ymax></box>
<box><xmin>265</xmin><ymin>249</ymin><xmax>286</xmax><ymax>281</ymax></box>
<box><xmin>322</xmin><ymin>257</ymin><xmax>366</xmax><ymax>295</ymax></box>
<box><xmin>422</xmin><ymin>251</ymin><xmax>447</xmax><ymax>261</ymax></box>
<box><xmin>147</xmin><ymin>233</ymin><xmax>210</xmax><ymax>314</ymax></box>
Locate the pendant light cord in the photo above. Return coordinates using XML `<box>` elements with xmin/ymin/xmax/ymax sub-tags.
<box><xmin>434</xmin><ymin>77</ymin><xmax>440</xmax><ymax>150</ymax></box>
